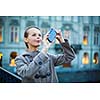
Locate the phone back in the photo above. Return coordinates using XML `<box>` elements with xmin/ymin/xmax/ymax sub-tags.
<box><xmin>48</xmin><ymin>28</ymin><xmax>56</xmax><ymax>42</ymax></box>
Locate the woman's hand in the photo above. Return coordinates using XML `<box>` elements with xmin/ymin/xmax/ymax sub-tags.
<box><xmin>42</xmin><ymin>33</ymin><xmax>53</xmax><ymax>53</ymax></box>
<box><xmin>41</xmin><ymin>29</ymin><xmax>65</xmax><ymax>53</ymax></box>
<box><xmin>56</xmin><ymin>30</ymin><xmax>65</xmax><ymax>43</ymax></box>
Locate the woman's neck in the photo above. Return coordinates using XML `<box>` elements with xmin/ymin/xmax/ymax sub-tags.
<box><xmin>27</xmin><ymin>46</ymin><xmax>38</xmax><ymax>52</ymax></box>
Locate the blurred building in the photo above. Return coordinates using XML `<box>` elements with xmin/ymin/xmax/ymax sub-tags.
<box><xmin>0</xmin><ymin>16</ymin><xmax>100</xmax><ymax>73</ymax></box>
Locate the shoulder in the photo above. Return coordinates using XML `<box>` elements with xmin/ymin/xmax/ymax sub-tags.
<box><xmin>15</xmin><ymin>51</ymin><xmax>30</xmax><ymax>61</ymax></box>
<box><xmin>15</xmin><ymin>55</ymin><xmax>25</xmax><ymax>61</ymax></box>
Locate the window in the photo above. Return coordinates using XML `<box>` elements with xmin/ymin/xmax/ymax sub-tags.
<box><xmin>82</xmin><ymin>25</ymin><xmax>89</xmax><ymax>45</ymax></box>
<box><xmin>83</xmin><ymin>32</ymin><xmax>88</xmax><ymax>45</ymax></box>
<box><xmin>63</xmin><ymin>30</ymin><xmax>71</xmax><ymax>39</ymax></box>
<box><xmin>9</xmin><ymin>52</ymin><xmax>17</xmax><ymax>67</ymax></box>
<box><xmin>0</xmin><ymin>18</ymin><xmax>4</xmax><ymax>42</ymax></box>
<box><xmin>41</xmin><ymin>28</ymin><xmax>48</xmax><ymax>35</ymax></box>
<box><xmin>93</xmin><ymin>17</ymin><xmax>99</xmax><ymax>24</ymax></box>
<box><xmin>83</xmin><ymin>16</ymin><xmax>89</xmax><ymax>23</ymax></box>
<box><xmin>26</xmin><ymin>21</ymin><xmax>35</xmax><ymax>27</ymax></box>
<box><xmin>72</xmin><ymin>16</ymin><xmax>78</xmax><ymax>22</ymax></box>
<box><xmin>94</xmin><ymin>32</ymin><xmax>99</xmax><ymax>45</ymax></box>
<box><xmin>41</xmin><ymin>21</ymin><xmax>50</xmax><ymax>35</ymax></box>
<box><xmin>0</xmin><ymin>25</ymin><xmax>3</xmax><ymax>42</ymax></box>
<box><xmin>40</xmin><ymin>16</ymin><xmax>49</xmax><ymax>20</ymax></box>
<box><xmin>63</xmin><ymin>16</ymin><xmax>71</xmax><ymax>21</ymax></box>
<box><xmin>10</xmin><ymin>26</ymin><xmax>19</xmax><ymax>43</ymax></box>
<box><xmin>94</xmin><ymin>26</ymin><xmax>100</xmax><ymax>46</ymax></box>
<box><xmin>62</xmin><ymin>24</ymin><xmax>72</xmax><ymax>42</ymax></box>
<box><xmin>0</xmin><ymin>52</ymin><xmax>3</xmax><ymax>67</ymax></box>
<box><xmin>82</xmin><ymin>52</ymin><xmax>89</xmax><ymax>64</ymax></box>
<box><xmin>41</xmin><ymin>21</ymin><xmax>50</xmax><ymax>28</ymax></box>
<box><xmin>93</xmin><ymin>52</ymin><xmax>99</xmax><ymax>64</ymax></box>
<box><xmin>55</xmin><ymin>22</ymin><xmax>62</xmax><ymax>29</ymax></box>
<box><xmin>50</xmin><ymin>16</ymin><xmax>56</xmax><ymax>21</ymax></box>
<box><xmin>56</xmin><ymin>16</ymin><xmax>62</xmax><ymax>21</ymax></box>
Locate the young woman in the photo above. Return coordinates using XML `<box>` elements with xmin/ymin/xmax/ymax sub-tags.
<box><xmin>15</xmin><ymin>26</ymin><xmax>75</xmax><ymax>83</ymax></box>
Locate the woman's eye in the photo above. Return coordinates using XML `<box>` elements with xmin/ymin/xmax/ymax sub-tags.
<box><xmin>39</xmin><ymin>34</ymin><xmax>42</xmax><ymax>37</ymax></box>
<box><xmin>32</xmin><ymin>34</ymin><xmax>36</xmax><ymax>36</ymax></box>
<box><xmin>31</xmin><ymin>33</ymin><xmax>41</xmax><ymax>37</ymax></box>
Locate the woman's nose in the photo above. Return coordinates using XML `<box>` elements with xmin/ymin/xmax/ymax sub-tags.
<box><xmin>37</xmin><ymin>35</ymin><xmax>40</xmax><ymax>39</ymax></box>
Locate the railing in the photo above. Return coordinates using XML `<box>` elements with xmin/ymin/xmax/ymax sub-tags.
<box><xmin>56</xmin><ymin>67</ymin><xmax>100</xmax><ymax>83</ymax></box>
<box><xmin>0</xmin><ymin>67</ymin><xmax>22</xmax><ymax>83</ymax></box>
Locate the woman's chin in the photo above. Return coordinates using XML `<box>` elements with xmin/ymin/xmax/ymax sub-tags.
<box><xmin>33</xmin><ymin>43</ymin><xmax>41</xmax><ymax>48</ymax></box>
<box><xmin>34</xmin><ymin>44</ymin><xmax>40</xmax><ymax>47</ymax></box>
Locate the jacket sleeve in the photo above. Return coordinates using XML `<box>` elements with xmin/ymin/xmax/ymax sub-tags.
<box><xmin>49</xmin><ymin>39</ymin><xmax>75</xmax><ymax>66</ymax></box>
<box><xmin>15</xmin><ymin>52</ymin><xmax>49</xmax><ymax>78</ymax></box>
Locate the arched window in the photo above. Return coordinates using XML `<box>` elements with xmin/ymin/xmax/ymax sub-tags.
<box><xmin>9</xmin><ymin>52</ymin><xmax>17</xmax><ymax>67</ymax></box>
<box><xmin>82</xmin><ymin>25</ymin><xmax>89</xmax><ymax>45</ymax></box>
<box><xmin>83</xmin><ymin>32</ymin><xmax>88</xmax><ymax>45</ymax></box>
<box><xmin>0</xmin><ymin>52</ymin><xmax>3</xmax><ymax>67</ymax></box>
<box><xmin>10</xmin><ymin>26</ymin><xmax>19</xmax><ymax>43</ymax></box>
<box><xmin>93</xmin><ymin>52</ymin><xmax>99</xmax><ymax>64</ymax></box>
<box><xmin>41</xmin><ymin>28</ymin><xmax>48</xmax><ymax>35</ymax></box>
<box><xmin>41</xmin><ymin>21</ymin><xmax>50</xmax><ymax>36</ymax></box>
<box><xmin>0</xmin><ymin>25</ymin><xmax>3</xmax><ymax>42</ymax></box>
<box><xmin>94</xmin><ymin>26</ymin><xmax>100</xmax><ymax>46</ymax></box>
<box><xmin>0</xmin><ymin>18</ymin><xmax>4</xmax><ymax>43</ymax></box>
<box><xmin>9</xmin><ymin>20</ymin><xmax>19</xmax><ymax>43</ymax></box>
<box><xmin>63</xmin><ymin>30</ymin><xmax>71</xmax><ymax>39</ymax></box>
<box><xmin>82</xmin><ymin>52</ymin><xmax>89</xmax><ymax>64</ymax></box>
<box><xmin>62</xmin><ymin>23</ymin><xmax>72</xmax><ymax>40</ymax></box>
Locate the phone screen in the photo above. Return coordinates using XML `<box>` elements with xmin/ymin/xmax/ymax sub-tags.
<box><xmin>47</xmin><ymin>28</ymin><xmax>56</xmax><ymax>42</ymax></box>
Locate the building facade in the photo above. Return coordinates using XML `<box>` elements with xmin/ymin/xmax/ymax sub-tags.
<box><xmin>0</xmin><ymin>16</ymin><xmax>100</xmax><ymax>72</ymax></box>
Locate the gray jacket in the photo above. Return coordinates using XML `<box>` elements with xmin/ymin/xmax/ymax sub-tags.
<box><xmin>15</xmin><ymin>39</ymin><xmax>75</xmax><ymax>83</ymax></box>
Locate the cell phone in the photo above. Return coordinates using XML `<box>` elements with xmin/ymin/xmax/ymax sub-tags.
<box><xmin>47</xmin><ymin>28</ymin><xmax>57</xmax><ymax>42</ymax></box>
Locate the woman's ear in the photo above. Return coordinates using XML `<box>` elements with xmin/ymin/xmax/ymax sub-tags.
<box><xmin>24</xmin><ymin>37</ymin><xmax>28</xmax><ymax>43</ymax></box>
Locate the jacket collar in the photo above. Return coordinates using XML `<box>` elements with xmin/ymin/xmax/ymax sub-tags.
<box><xmin>21</xmin><ymin>50</ymin><xmax>40</xmax><ymax>57</ymax></box>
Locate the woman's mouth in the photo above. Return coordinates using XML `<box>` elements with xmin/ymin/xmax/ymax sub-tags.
<box><xmin>36</xmin><ymin>40</ymin><xmax>41</xmax><ymax>43</ymax></box>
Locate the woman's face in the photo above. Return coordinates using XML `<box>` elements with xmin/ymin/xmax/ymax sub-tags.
<box><xmin>25</xmin><ymin>28</ymin><xmax>42</xmax><ymax>48</ymax></box>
